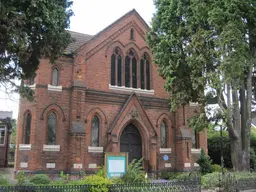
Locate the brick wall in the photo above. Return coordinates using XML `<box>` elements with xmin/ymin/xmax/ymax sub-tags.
<box><xmin>15</xmin><ymin>10</ymin><xmax>207</xmax><ymax>173</ymax></box>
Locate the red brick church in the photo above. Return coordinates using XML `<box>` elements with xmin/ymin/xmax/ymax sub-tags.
<box><xmin>15</xmin><ymin>9</ymin><xmax>207</xmax><ymax>174</ymax></box>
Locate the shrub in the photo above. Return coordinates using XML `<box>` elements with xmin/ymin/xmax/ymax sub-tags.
<box><xmin>159</xmin><ymin>171</ymin><xmax>177</xmax><ymax>180</ymax></box>
<box><xmin>250</xmin><ymin>148</ymin><xmax>256</xmax><ymax>171</ymax></box>
<box><xmin>197</xmin><ymin>149</ymin><xmax>213</xmax><ymax>175</ymax></box>
<box><xmin>96</xmin><ymin>166</ymin><xmax>106</xmax><ymax>178</ymax></box>
<box><xmin>0</xmin><ymin>175</ymin><xmax>9</xmax><ymax>186</ymax></box>
<box><xmin>201</xmin><ymin>172</ymin><xmax>222</xmax><ymax>189</ymax></box>
<box><xmin>29</xmin><ymin>174</ymin><xmax>50</xmax><ymax>185</ymax></box>
<box><xmin>70</xmin><ymin>175</ymin><xmax>112</xmax><ymax>192</ymax></box>
<box><xmin>212</xmin><ymin>164</ymin><xmax>222</xmax><ymax>172</ymax></box>
<box><xmin>16</xmin><ymin>171</ymin><xmax>26</xmax><ymax>185</ymax></box>
<box><xmin>121</xmin><ymin>158</ymin><xmax>146</xmax><ymax>183</ymax></box>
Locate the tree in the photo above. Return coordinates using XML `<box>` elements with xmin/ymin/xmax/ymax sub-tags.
<box><xmin>148</xmin><ymin>0</ymin><xmax>256</xmax><ymax>171</ymax></box>
<box><xmin>196</xmin><ymin>149</ymin><xmax>213</xmax><ymax>175</ymax></box>
<box><xmin>0</xmin><ymin>0</ymin><xmax>73</xmax><ymax>100</ymax></box>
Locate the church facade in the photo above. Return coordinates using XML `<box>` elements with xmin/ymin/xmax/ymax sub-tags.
<box><xmin>15</xmin><ymin>9</ymin><xmax>207</xmax><ymax>174</ymax></box>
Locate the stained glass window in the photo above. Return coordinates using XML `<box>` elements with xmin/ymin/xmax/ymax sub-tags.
<box><xmin>52</xmin><ymin>68</ymin><xmax>59</xmax><ymax>86</ymax></box>
<box><xmin>47</xmin><ymin>112</ymin><xmax>56</xmax><ymax>145</ymax></box>
<box><xmin>161</xmin><ymin>121</ymin><xmax>167</xmax><ymax>148</ymax></box>
<box><xmin>24</xmin><ymin>113</ymin><xmax>31</xmax><ymax>144</ymax></box>
<box><xmin>91</xmin><ymin>116</ymin><xmax>99</xmax><ymax>147</ymax></box>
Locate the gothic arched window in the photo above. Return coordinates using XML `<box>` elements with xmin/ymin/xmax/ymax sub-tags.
<box><xmin>91</xmin><ymin>115</ymin><xmax>100</xmax><ymax>147</ymax></box>
<box><xmin>24</xmin><ymin>112</ymin><xmax>32</xmax><ymax>144</ymax></box>
<box><xmin>47</xmin><ymin>112</ymin><xmax>56</xmax><ymax>145</ymax></box>
<box><xmin>111</xmin><ymin>48</ymin><xmax>122</xmax><ymax>86</ymax></box>
<box><xmin>140</xmin><ymin>53</ymin><xmax>150</xmax><ymax>90</ymax></box>
<box><xmin>125</xmin><ymin>49</ymin><xmax>137</xmax><ymax>88</ymax></box>
<box><xmin>52</xmin><ymin>68</ymin><xmax>59</xmax><ymax>86</ymax></box>
<box><xmin>161</xmin><ymin>121</ymin><xmax>167</xmax><ymax>148</ymax></box>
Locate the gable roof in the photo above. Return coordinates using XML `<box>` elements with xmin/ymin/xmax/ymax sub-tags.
<box><xmin>64</xmin><ymin>31</ymin><xmax>93</xmax><ymax>54</ymax></box>
<box><xmin>64</xmin><ymin>9</ymin><xmax>149</xmax><ymax>54</ymax></box>
<box><xmin>108</xmin><ymin>92</ymin><xmax>156</xmax><ymax>136</ymax></box>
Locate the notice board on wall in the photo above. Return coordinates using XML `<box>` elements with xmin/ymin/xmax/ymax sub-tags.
<box><xmin>104</xmin><ymin>152</ymin><xmax>128</xmax><ymax>178</ymax></box>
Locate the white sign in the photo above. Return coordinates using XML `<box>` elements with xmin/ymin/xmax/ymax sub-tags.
<box><xmin>165</xmin><ymin>163</ymin><xmax>172</xmax><ymax>168</ymax></box>
<box><xmin>88</xmin><ymin>163</ymin><xmax>97</xmax><ymax>168</ymax></box>
<box><xmin>74</xmin><ymin>164</ymin><xmax>83</xmax><ymax>169</ymax></box>
<box><xmin>20</xmin><ymin>162</ymin><xmax>28</xmax><ymax>168</ymax></box>
<box><xmin>109</xmin><ymin>160</ymin><xmax>125</xmax><ymax>173</ymax></box>
<box><xmin>46</xmin><ymin>163</ymin><xmax>56</xmax><ymax>168</ymax></box>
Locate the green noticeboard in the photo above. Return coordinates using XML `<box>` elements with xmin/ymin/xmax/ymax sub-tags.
<box><xmin>105</xmin><ymin>152</ymin><xmax>128</xmax><ymax>178</ymax></box>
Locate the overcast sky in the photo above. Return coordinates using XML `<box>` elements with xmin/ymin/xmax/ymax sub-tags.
<box><xmin>0</xmin><ymin>0</ymin><xmax>155</xmax><ymax>119</ymax></box>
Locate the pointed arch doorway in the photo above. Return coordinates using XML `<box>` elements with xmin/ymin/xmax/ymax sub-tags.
<box><xmin>120</xmin><ymin>123</ymin><xmax>142</xmax><ymax>163</ymax></box>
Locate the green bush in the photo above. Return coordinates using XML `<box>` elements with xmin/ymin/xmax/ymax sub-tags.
<box><xmin>0</xmin><ymin>175</ymin><xmax>9</xmax><ymax>186</ymax></box>
<box><xmin>96</xmin><ymin>166</ymin><xmax>106</xmax><ymax>178</ymax></box>
<box><xmin>207</xmin><ymin>129</ymin><xmax>256</xmax><ymax>169</ymax></box>
<box><xmin>16</xmin><ymin>171</ymin><xmax>26</xmax><ymax>185</ymax></box>
<box><xmin>212</xmin><ymin>164</ymin><xmax>222</xmax><ymax>172</ymax></box>
<box><xmin>201</xmin><ymin>172</ymin><xmax>222</xmax><ymax>189</ymax></box>
<box><xmin>201</xmin><ymin>171</ymin><xmax>256</xmax><ymax>189</ymax></box>
<box><xmin>159</xmin><ymin>171</ymin><xmax>177</xmax><ymax>180</ymax></box>
<box><xmin>211</xmin><ymin>164</ymin><xmax>228</xmax><ymax>173</ymax></box>
<box><xmin>29</xmin><ymin>174</ymin><xmax>50</xmax><ymax>185</ymax></box>
<box><xmin>121</xmin><ymin>158</ymin><xmax>146</xmax><ymax>183</ymax></box>
<box><xmin>250</xmin><ymin>148</ymin><xmax>256</xmax><ymax>171</ymax></box>
<box><xmin>70</xmin><ymin>175</ymin><xmax>112</xmax><ymax>192</ymax></box>
<box><xmin>197</xmin><ymin>149</ymin><xmax>213</xmax><ymax>175</ymax></box>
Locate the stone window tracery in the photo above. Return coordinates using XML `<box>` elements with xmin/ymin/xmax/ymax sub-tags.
<box><xmin>111</xmin><ymin>48</ymin><xmax>122</xmax><ymax>86</ymax></box>
<box><xmin>110</xmin><ymin>47</ymin><xmax>152</xmax><ymax>91</ymax></box>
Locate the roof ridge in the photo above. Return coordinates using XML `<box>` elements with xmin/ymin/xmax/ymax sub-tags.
<box><xmin>67</xmin><ymin>30</ymin><xmax>93</xmax><ymax>36</ymax></box>
<box><xmin>76</xmin><ymin>9</ymin><xmax>148</xmax><ymax>52</ymax></box>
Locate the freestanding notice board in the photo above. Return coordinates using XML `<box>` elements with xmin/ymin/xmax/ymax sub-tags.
<box><xmin>105</xmin><ymin>152</ymin><xmax>128</xmax><ymax>178</ymax></box>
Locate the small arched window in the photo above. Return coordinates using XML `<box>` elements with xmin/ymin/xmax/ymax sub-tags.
<box><xmin>160</xmin><ymin>121</ymin><xmax>167</xmax><ymax>148</ymax></box>
<box><xmin>192</xmin><ymin>130</ymin><xmax>200</xmax><ymax>149</ymax></box>
<box><xmin>28</xmin><ymin>77</ymin><xmax>35</xmax><ymax>85</ymax></box>
<box><xmin>111</xmin><ymin>48</ymin><xmax>122</xmax><ymax>86</ymax></box>
<box><xmin>24</xmin><ymin>112</ymin><xmax>32</xmax><ymax>144</ymax></box>
<box><xmin>125</xmin><ymin>49</ymin><xmax>137</xmax><ymax>88</ymax></box>
<box><xmin>47</xmin><ymin>112</ymin><xmax>56</xmax><ymax>145</ymax></box>
<box><xmin>130</xmin><ymin>28</ymin><xmax>134</xmax><ymax>40</ymax></box>
<box><xmin>140</xmin><ymin>53</ymin><xmax>150</xmax><ymax>90</ymax></box>
<box><xmin>52</xmin><ymin>68</ymin><xmax>59</xmax><ymax>86</ymax></box>
<box><xmin>91</xmin><ymin>115</ymin><xmax>100</xmax><ymax>147</ymax></box>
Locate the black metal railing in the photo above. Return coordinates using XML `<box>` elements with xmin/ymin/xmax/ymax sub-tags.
<box><xmin>0</xmin><ymin>178</ymin><xmax>201</xmax><ymax>192</ymax></box>
<box><xmin>222</xmin><ymin>173</ymin><xmax>256</xmax><ymax>192</ymax></box>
